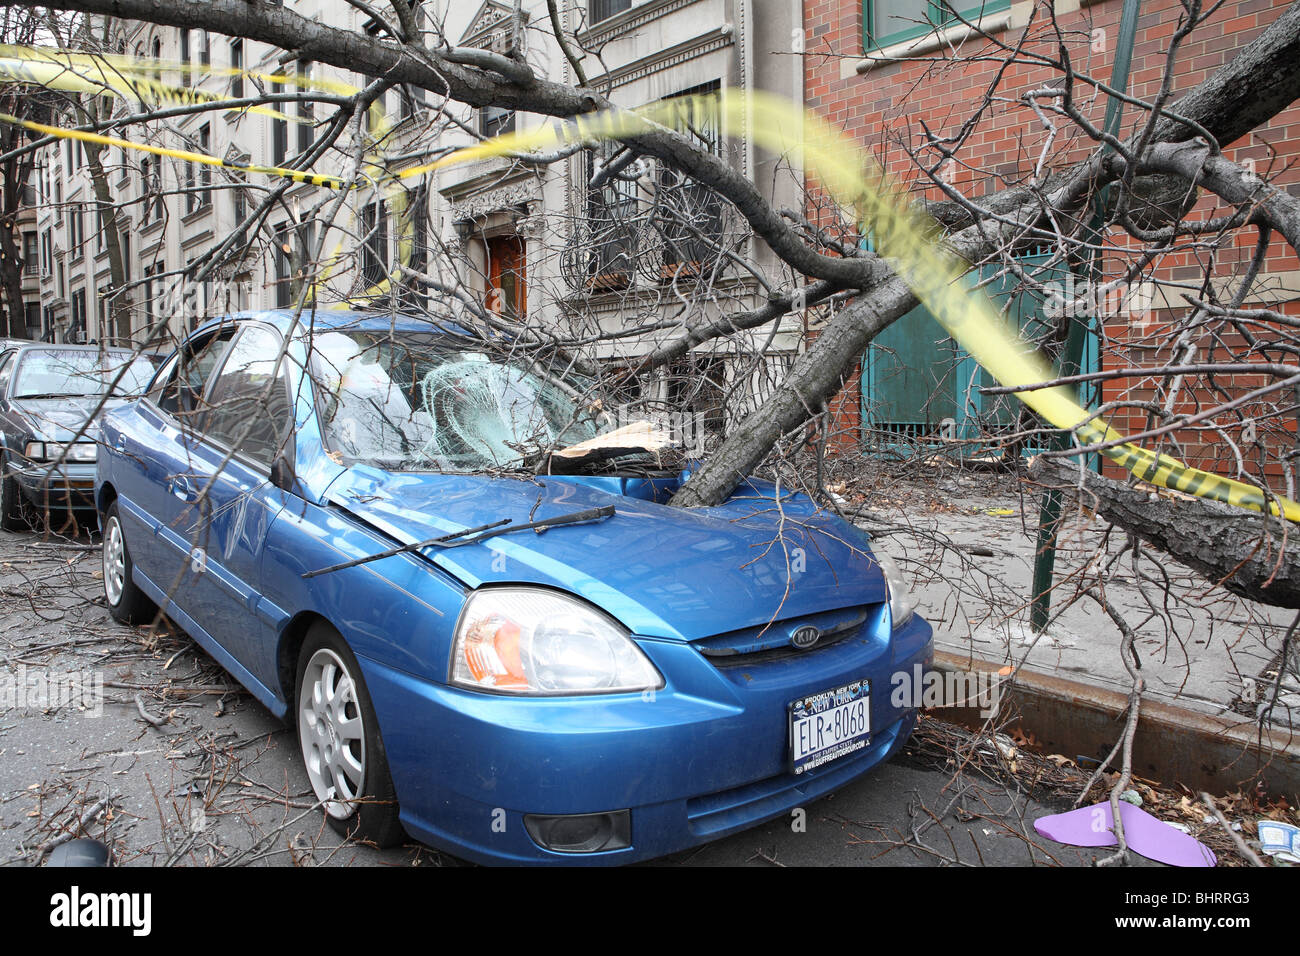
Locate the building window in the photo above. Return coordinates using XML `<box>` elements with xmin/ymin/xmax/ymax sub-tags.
<box><xmin>179</xmin><ymin>28</ymin><xmax>190</xmax><ymax>86</ymax></box>
<box><xmin>22</xmin><ymin>232</ymin><xmax>37</xmax><ymax>275</ymax></box>
<box><xmin>297</xmin><ymin>60</ymin><xmax>314</xmax><ymax>157</ymax></box>
<box><xmin>401</xmin><ymin>186</ymin><xmax>430</xmax><ymax>310</ymax></box>
<box><xmin>69</xmin><ymin>205</ymin><xmax>84</xmax><ymax>259</ymax></box>
<box><xmin>232</xmin><ymin>173</ymin><xmax>250</xmax><ymax>248</ymax></box>
<box><xmin>654</xmin><ymin>82</ymin><xmax>725</xmax><ymax>277</ymax></box>
<box><xmin>141</xmin><ymin>158</ymin><xmax>163</xmax><ymax>224</ymax></box>
<box><xmin>70</xmin><ymin>287</ymin><xmax>86</xmax><ymax>342</ymax></box>
<box><xmin>199</xmin><ymin>30</ymin><xmax>210</xmax><ymax>67</ymax></box>
<box><xmin>142</xmin><ymin>261</ymin><xmax>163</xmax><ymax>330</ymax></box>
<box><xmin>480</xmin><ymin>103</ymin><xmax>515</xmax><ymax>139</ymax></box>
<box><xmin>230</xmin><ymin>40</ymin><xmax>244</xmax><ymax>98</ymax></box>
<box><xmin>187</xmin><ymin>124</ymin><xmax>212</xmax><ymax>212</ymax></box>
<box><xmin>589</xmin><ymin>0</ymin><xmax>632</xmax><ymax>24</ymax></box>
<box><xmin>863</xmin><ymin>0</ymin><xmax>1010</xmax><ymax>51</ymax></box>
<box><xmin>40</xmin><ymin>230</ymin><xmax>51</xmax><ymax>273</ymax></box>
<box><xmin>274</xmin><ymin>224</ymin><xmax>293</xmax><ymax>308</ymax></box>
<box><xmin>272</xmin><ymin>112</ymin><xmax>288</xmax><ymax>167</ymax></box>
<box><xmin>583</xmin><ymin>142</ymin><xmax>638</xmax><ymax>290</ymax></box>
<box><xmin>399</xmin><ymin>84</ymin><xmax>426</xmax><ymax>122</ymax></box>
<box><xmin>360</xmin><ymin>200</ymin><xmax>389</xmax><ymax>288</ymax></box>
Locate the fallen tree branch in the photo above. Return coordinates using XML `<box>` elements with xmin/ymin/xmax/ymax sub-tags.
<box><xmin>1031</xmin><ymin>455</ymin><xmax>1300</xmax><ymax>608</ymax></box>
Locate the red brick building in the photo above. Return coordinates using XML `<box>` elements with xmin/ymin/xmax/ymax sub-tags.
<box><xmin>803</xmin><ymin>0</ymin><xmax>1300</xmax><ymax>486</ymax></box>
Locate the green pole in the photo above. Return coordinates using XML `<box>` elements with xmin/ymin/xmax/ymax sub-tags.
<box><xmin>1030</xmin><ymin>0</ymin><xmax>1142</xmax><ymax>632</ymax></box>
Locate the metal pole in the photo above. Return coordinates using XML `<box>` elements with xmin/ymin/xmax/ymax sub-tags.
<box><xmin>1030</xmin><ymin>0</ymin><xmax>1142</xmax><ymax>632</ymax></box>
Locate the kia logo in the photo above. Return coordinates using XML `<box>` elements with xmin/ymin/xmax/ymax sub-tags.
<box><xmin>790</xmin><ymin>625</ymin><xmax>820</xmax><ymax>650</ymax></box>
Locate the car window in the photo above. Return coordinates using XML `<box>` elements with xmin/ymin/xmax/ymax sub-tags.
<box><xmin>10</xmin><ymin>349</ymin><xmax>156</xmax><ymax>399</ymax></box>
<box><xmin>203</xmin><ymin>325</ymin><xmax>294</xmax><ymax>468</ymax></box>
<box><xmin>153</xmin><ymin>327</ymin><xmax>238</xmax><ymax>423</ymax></box>
<box><xmin>0</xmin><ymin>351</ymin><xmax>14</xmax><ymax>398</ymax></box>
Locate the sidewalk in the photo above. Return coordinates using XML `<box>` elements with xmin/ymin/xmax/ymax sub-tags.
<box><xmin>855</xmin><ymin>466</ymin><xmax>1299</xmax><ymax>744</ymax></box>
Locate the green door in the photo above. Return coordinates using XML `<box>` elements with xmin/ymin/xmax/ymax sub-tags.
<box><xmin>862</xmin><ymin>253</ymin><xmax>1095</xmax><ymax>457</ymax></box>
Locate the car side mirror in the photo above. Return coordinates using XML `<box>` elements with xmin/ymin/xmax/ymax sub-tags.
<box><xmin>270</xmin><ymin>456</ymin><xmax>296</xmax><ymax>495</ymax></box>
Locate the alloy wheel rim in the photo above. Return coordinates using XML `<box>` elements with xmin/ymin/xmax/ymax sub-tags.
<box><xmin>299</xmin><ymin>648</ymin><xmax>366</xmax><ymax>820</ymax></box>
<box><xmin>103</xmin><ymin>518</ymin><xmax>125</xmax><ymax>606</ymax></box>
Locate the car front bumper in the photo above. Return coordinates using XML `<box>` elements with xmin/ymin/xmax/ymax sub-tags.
<box><xmin>361</xmin><ymin>609</ymin><xmax>934</xmax><ymax>865</ymax></box>
<box><xmin>9</xmin><ymin>459</ymin><xmax>97</xmax><ymax>511</ymax></box>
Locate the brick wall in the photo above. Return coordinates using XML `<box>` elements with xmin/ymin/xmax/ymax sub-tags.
<box><xmin>803</xmin><ymin>0</ymin><xmax>1300</xmax><ymax>485</ymax></box>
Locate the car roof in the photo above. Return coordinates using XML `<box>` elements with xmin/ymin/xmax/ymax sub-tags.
<box><xmin>194</xmin><ymin>309</ymin><xmax>474</xmax><ymax>339</ymax></box>
<box><xmin>2</xmin><ymin>342</ymin><xmax>152</xmax><ymax>358</ymax></box>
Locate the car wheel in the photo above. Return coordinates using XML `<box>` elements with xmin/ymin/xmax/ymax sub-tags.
<box><xmin>0</xmin><ymin>454</ymin><xmax>29</xmax><ymax>532</ymax></box>
<box><xmin>296</xmin><ymin>622</ymin><xmax>403</xmax><ymax>847</ymax></box>
<box><xmin>101</xmin><ymin>501</ymin><xmax>156</xmax><ymax>625</ymax></box>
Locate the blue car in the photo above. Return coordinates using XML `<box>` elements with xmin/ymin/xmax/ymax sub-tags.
<box><xmin>95</xmin><ymin>310</ymin><xmax>933</xmax><ymax>865</ymax></box>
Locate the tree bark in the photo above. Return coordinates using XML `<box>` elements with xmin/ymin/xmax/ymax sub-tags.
<box><xmin>81</xmin><ymin>100</ymin><xmax>130</xmax><ymax>343</ymax></box>
<box><xmin>1031</xmin><ymin>456</ymin><xmax>1300</xmax><ymax>609</ymax></box>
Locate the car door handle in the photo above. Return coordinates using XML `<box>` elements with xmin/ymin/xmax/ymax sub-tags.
<box><xmin>169</xmin><ymin>474</ymin><xmax>217</xmax><ymax>502</ymax></box>
<box><xmin>169</xmin><ymin>475</ymin><xmax>195</xmax><ymax>501</ymax></box>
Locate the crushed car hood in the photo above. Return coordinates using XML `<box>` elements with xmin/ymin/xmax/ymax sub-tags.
<box><xmin>324</xmin><ymin>468</ymin><xmax>886</xmax><ymax>642</ymax></box>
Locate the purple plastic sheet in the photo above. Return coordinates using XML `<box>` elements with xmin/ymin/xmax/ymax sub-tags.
<box><xmin>1034</xmin><ymin>801</ymin><xmax>1216</xmax><ymax>867</ymax></box>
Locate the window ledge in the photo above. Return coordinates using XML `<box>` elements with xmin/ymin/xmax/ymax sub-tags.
<box><xmin>854</xmin><ymin>9</ymin><xmax>1014</xmax><ymax>73</ymax></box>
<box><xmin>182</xmin><ymin>203</ymin><xmax>213</xmax><ymax>225</ymax></box>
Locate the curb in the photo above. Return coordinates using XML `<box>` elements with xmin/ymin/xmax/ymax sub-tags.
<box><xmin>932</xmin><ymin>650</ymin><xmax>1300</xmax><ymax>799</ymax></box>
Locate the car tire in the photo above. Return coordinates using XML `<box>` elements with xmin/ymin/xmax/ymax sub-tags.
<box><xmin>296</xmin><ymin>621</ymin><xmax>404</xmax><ymax>848</ymax></box>
<box><xmin>0</xmin><ymin>454</ymin><xmax>29</xmax><ymax>532</ymax></box>
<box><xmin>101</xmin><ymin>501</ymin><xmax>156</xmax><ymax>625</ymax></box>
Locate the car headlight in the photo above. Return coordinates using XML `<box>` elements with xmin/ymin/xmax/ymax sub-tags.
<box><xmin>23</xmin><ymin>441</ymin><xmax>96</xmax><ymax>463</ymax></box>
<box><xmin>873</xmin><ymin>551</ymin><xmax>914</xmax><ymax>629</ymax></box>
<box><xmin>451</xmin><ymin>587</ymin><xmax>664</xmax><ymax>695</ymax></box>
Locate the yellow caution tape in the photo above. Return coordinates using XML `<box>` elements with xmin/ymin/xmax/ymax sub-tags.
<box><xmin>1</xmin><ymin>51</ymin><xmax>1291</xmax><ymax>520</ymax></box>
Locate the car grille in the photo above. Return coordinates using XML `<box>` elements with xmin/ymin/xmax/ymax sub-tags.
<box><xmin>692</xmin><ymin>604</ymin><xmax>879</xmax><ymax>667</ymax></box>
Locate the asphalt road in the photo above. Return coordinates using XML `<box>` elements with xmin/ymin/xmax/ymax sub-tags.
<box><xmin>0</xmin><ymin>521</ymin><xmax>1108</xmax><ymax>868</ymax></box>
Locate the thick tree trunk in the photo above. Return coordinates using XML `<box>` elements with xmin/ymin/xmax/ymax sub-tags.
<box><xmin>0</xmin><ymin>118</ymin><xmax>31</xmax><ymax>339</ymax></box>
<box><xmin>1031</xmin><ymin>456</ymin><xmax>1300</xmax><ymax>609</ymax></box>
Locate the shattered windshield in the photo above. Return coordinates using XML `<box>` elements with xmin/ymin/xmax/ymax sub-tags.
<box><xmin>310</xmin><ymin>330</ymin><xmax>607</xmax><ymax>471</ymax></box>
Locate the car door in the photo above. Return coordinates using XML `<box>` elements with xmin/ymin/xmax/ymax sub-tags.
<box><xmin>108</xmin><ymin>325</ymin><xmax>238</xmax><ymax>602</ymax></box>
<box><xmin>177</xmin><ymin>322</ymin><xmax>296</xmax><ymax>669</ymax></box>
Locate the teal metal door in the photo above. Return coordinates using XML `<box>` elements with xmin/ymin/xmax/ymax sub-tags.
<box><xmin>862</xmin><ymin>254</ymin><xmax>1098</xmax><ymax>458</ymax></box>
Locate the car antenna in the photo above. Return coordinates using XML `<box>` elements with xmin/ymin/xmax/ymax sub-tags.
<box><xmin>301</xmin><ymin>505</ymin><xmax>615</xmax><ymax>578</ymax></box>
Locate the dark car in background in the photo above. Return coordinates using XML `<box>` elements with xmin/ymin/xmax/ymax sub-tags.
<box><xmin>0</xmin><ymin>343</ymin><xmax>159</xmax><ymax>530</ymax></box>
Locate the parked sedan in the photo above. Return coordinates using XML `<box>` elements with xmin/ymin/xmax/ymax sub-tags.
<box><xmin>0</xmin><ymin>343</ymin><xmax>158</xmax><ymax>530</ymax></box>
<box><xmin>95</xmin><ymin>310</ymin><xmax>933</xmax><ymax>864</ymax></box>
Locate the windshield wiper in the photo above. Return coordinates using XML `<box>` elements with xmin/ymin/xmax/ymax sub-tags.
<box><xmin>302</xmin><ymin>505</ymin><xmax>616</xmax><ymax>578</ymax></box>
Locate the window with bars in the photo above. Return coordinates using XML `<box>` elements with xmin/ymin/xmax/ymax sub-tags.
<box><xmin>360</xmin><ymin>200</ymin><xmax>389</xmax><ymax>288</ymax></box>
<box><xmin>654</xmin><ymin>81</ymin><xmax>725</xmax><ymax>277</ymax></box>
<box><xmin>583</xmin><ymin>141</ymin><xmax>640</xmax><ymax>290</ymax></box>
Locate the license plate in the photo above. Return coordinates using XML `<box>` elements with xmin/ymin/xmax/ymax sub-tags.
<box><xmin>789</xmin><ymin>680</ymin><xmax>870</xmax><ymax>774</ymax></box>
